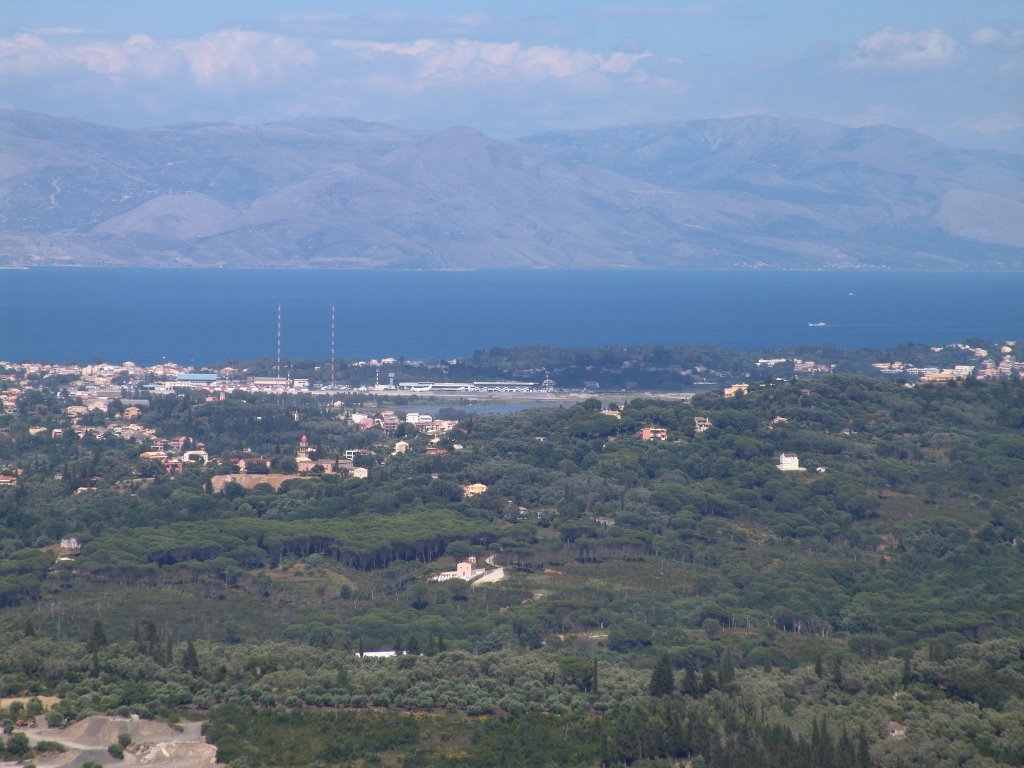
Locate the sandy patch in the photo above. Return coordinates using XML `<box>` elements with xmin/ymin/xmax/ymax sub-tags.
<box><xmin>0</xmin><ymin>695</ymin><xmax>60</xmax><ymax>709</ymax></box>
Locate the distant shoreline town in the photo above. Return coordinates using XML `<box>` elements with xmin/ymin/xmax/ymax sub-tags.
<box><xmin>3</xmin><ymin>340</ymin><xmax>1022</xmax><ymax>411</ymax></box>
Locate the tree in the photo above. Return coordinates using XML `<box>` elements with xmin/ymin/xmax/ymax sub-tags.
<box><xmin>144</xmin><ymin>621</ymin><xmax>160</xmax><ymax>662</ymax></box>
<box><xmin>559</xmin><ymin>655</ymin><xmax>597</xmax><ymax>692</ymax></box>
<box><xmin>649</xmin><ymin>654</ymin><xmax>674</xmax><ymax>697</ymax></box>
<box><xmin>180</xmin><ymin>641</ymin><xmax>200</xmax><ymax>674</ymax></box>
<box><xmin>86</xmin><ymin>619</ymin><xmax>107</xmax><ymax>653</ymax></box>
<box><xmin>683</xmin><ymin>663</ymin><xmax>700</xmax><ymax>696</ymax></box>
<box><xmin>720</xmin><ymin>650</ymin><xmax>735</xmax><ymax>686</ymax></box>
<box><xmin>6</xmin><ymin>732</ymin><xmax>30</xmax><ymax>756</ymax></box>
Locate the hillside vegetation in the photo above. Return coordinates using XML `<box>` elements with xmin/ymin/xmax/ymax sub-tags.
<box><xmin>1</xmin><ymin>372</ymin><xmax>1023</xmax><ymax>766</ymax></box>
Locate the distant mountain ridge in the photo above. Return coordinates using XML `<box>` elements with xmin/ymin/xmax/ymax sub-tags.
<box><xmin>1</xmin><ymin>109</ymin><xmax>1021</xmax><ymax>269</ymax></box>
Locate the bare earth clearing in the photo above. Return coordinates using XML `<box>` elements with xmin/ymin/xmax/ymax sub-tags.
<box><xmin>13</xmin><ymin>715</ymin><xmax>219</xmax><ymax>768</ymax></box>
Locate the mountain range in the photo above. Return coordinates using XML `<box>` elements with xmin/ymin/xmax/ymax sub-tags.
<box><xmin>1</xmin><ymin>109</ymin><xmax>1022</xmax><ymax>269</ymax></box>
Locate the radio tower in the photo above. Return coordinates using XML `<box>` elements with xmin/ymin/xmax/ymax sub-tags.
<box><xmin>276</xmin><ymin>302</ymin><xmax>282</xmax><ymax>379</ymax></box>
<box><xmin>330</xmin><ymin>304</ymin><xmax>336</xmax><ymax>389</ymax></box>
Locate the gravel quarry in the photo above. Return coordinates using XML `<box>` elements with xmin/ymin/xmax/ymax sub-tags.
<box><xmin>17</xmin><ymin>715</ymin><xmax>219</xmax><ymax>768</ymax></box>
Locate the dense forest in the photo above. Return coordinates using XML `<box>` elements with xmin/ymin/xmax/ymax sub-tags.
<box><xmin>1</xmin><ymin>366</ymin><xmax>1022</xmax><ymax>766</ymax></box>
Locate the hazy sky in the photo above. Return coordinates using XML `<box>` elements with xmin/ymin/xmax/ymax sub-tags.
<box><xmin>2</xmin><ymin>1</ymin><xmax>1021</xmax><ymax>150</ymax></box>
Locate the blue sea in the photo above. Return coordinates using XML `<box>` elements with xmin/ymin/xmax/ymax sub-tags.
<box><xmin>2</xmin><ymin>269</ymin><xmax>1023</xmax><ymax>365</ymax></box>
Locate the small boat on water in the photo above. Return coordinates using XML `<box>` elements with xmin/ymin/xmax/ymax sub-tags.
<box><xmin>807</xmin><ymin>322</ymin><xmax>827</xmax><ymax>327</ymax></box>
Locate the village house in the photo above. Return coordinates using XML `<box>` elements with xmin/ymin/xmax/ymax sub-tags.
<box><xmin>723</xmin><ymin>383</ymin><xmax>749</xmax><ymax>398</ymax></box>
<box><xmin>59</xmin><ymin>537</ymin><xmax>82</xmax><ymax>557</ymax></box>
<box><xmin>379</xmin><ymin>411</ymin><xmax>402</xmax><ymax>434</ymax></box>
<box><xmin>639</xmin><ymin>427</ymin><xmax>668</xmax><ymax>441</ymax></box>
<box><xmin>236</xmin><ymin>456</ymin><xmax>272</xmax><ymax>473</ymax></box>
<box><xmin>462</xmin><ymin>482</ymin><xmax>488</xmax><ymax>498</ymax></box>
<box><xmin>694</xmin><ymin>416</ymin><xmax>712</xmax><ymax>433</ymax></box>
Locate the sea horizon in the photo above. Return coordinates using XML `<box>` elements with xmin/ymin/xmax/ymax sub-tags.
<box><xmin>4</xmin><ymin>268</ymin><xmax>1023</xmax><ymax>365</ymax></box>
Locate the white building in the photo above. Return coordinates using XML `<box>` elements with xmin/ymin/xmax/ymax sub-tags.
<box><xmin>777</xmin><ymin>453</ymin><xmax>806</xmax><ymax>472</ymax></box>
<box><xmin>431</xmin><ymin>556</ymin><xmax>485</xmax><ymax>582</ymax></box>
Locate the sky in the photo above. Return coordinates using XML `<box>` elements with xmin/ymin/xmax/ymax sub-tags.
<box><xmin>1</xmin><ymin>1</ymin><xmax>1022</xmax><ymax>151</ymax></box>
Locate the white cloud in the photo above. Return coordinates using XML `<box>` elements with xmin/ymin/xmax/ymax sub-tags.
<box><xmin>32</xmin><ymin>27</ymin><xmax>89</xmax><ymax>36</ymax></box>
<box><xmin>330</xmin><ymin>37</ymin><xmax>651</xmax><ymax>84</ymax></box>
<box><xmin>176</xmin><ymin>30</ymin><xmax>317</xmax><ymax>88</ymax></box>
<box><xmin>969</xmin><ymin>27</ymin><xmax>1004</xmax><ymax>46</ymax></box>
<box><xmin>0</xmin><ymin>29</ymin><xmax>316</xmax><ymax>88</ymax></box>
<box><xmin>843</xmin><ymin>27</ymin><xmax>959</xmax><ymax>71</ymax></box>
<box><xmin>966</xmin><ymin>113</ymin><xmax>1024</xmax><ymax>136</ymax></box>
<box><xmin>969</xmin><ymin>24</ymin><xmax>1024</xmax><ymax>49</ymax></box>
<box><xmin>591</xmin><ymin>4</ymin><xmax>721</xmax><ymax>19</ymax></box>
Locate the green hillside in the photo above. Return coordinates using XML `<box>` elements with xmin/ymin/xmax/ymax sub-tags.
<box><xmin>1</xmin><ymin>372</ymin><xmax>1022</xmax><ymax>767</ymax></box>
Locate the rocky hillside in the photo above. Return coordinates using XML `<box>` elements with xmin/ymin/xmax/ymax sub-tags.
<box><xmin>1</xmin><ymin>110</ymin><xmax>1021</xmax><ymax>269</ymax></box>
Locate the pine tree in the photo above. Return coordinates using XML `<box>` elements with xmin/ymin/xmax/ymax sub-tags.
<box><xmin>649</xmin><ymin>654</ymin><xmax>675</xmax><ymax>697</ymax></box>
<box><xmin>815</xmin><ymin>652</ymin><xmax>824</xmax><ymax>679</ymax></box>
<box><xmin>901</xmin><ymin>652</ymin><xmax>912</xmax><ymax>688</ymax></box>
<box><xmin>23</xmin><ymin>619</ymin><xmax>35</xmax><ymax>637</ymax></box>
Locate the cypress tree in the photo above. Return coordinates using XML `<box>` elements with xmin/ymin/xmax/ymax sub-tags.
<box><xmin>856</xmin><ymin>726</ymin><xmax>871</xmax><ymax>768</ymax></box>
<box><xmin>86</xmin><ymin>619</ymin><xmax>107</xmax><ymax>653</ymax></box>
<box><xmin>181</xmin><ymin>640</ymin><xmax>200</xmax><ymax>673</ymax></box>
<box><xmin>649</xmin><ymin>654</ymin><xmax>675</xmax><ymax>697</ymax></box>
<box><xmin>720</xmin><ymin>649</ymin><xmax>735</xmax><ymax>685</ymax></box>
<box><xmin>683</xmin><ymin>662</ymin><xmax>699</xmax><ymax>696</ymax></box>
<box><xmin>700</xmin><ymin>668</ymin><xmax>717</xmax><ymax>694</ymax></box>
